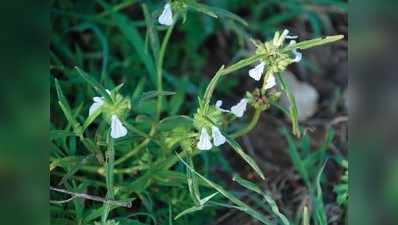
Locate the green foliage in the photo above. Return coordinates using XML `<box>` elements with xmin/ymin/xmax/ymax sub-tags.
<box><xmin>50</xmin><ymin>0</ymin><xmax>345</xmax><ymax>225</ymax></box>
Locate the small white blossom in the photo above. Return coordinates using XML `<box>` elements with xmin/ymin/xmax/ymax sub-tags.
<box><xmin>158</xmin><ymin>3</ymin><xmax>173</xmax><ymax>26</ymax></box>
<box><xmin>264</xmin><ymin>74</ymin><xmax>276</xmax><ymax>90</ymax></box>
<box><xmin>89</xmin><ymin>97</ymin><xmax>104</xmax><ymax>116</ymax></box>
<box><xmin>230</xmin><ymin>98</ymin><xmax>248</xmax><ymax>118</ymax></box>
<box><xmin>211</xmin><ymin>126</ymin><xmax>226</xmax><ymax>146</ymax></box>
<box><xmin>110</xmin><ymin>114</ymin><xmax>128</xmax><ymax>139</ymax></box>
<box><xmin>248</xmin><ymin>62</ymin><xmax>265</xmax><ymax>81</ymax></box>
<box><xmin>197</xmin><ymin>128</ymin><xmax>212</xmax><ymax>150</ymax></box>
<box><xmin>289</xmin><ymin>40</ymin><xmax>302</xmax><ymax>63</ymax></box>
<box><xmin>215</xmin><ymin>100</ymin><xmax>230</xmax><ymax>112</ymax></box>
<box><xmin>292</xmin><ymin>49</ymin><xmax>302</xmax><ymax>62</ymax></box>
<box><xmin>282</xmin><ymin>29</ymin><xmax>298</xmax><ymax>39</ymax></box>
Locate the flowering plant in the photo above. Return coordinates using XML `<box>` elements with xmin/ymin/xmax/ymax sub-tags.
<box><xmin>50</xmin><ymin>1</ymin><xmax>344</xmax><ymax>224</ymax></box>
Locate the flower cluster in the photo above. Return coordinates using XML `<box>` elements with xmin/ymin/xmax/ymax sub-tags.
<box><xmin>194</xmin><ymin>98</ymin><xmax>248</xmax><ymax>151</ymax></box>
<box><xmin>88</xmin><ymin>89</ymin><xmax>130</xmax><ymax>139</ymax></box>
<box><xmin>249</xmin><ymin>29</ymin><xmax>302</xmax><ymax>90</ymax></box>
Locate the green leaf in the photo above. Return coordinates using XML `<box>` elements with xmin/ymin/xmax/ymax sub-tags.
<box><xmin>174</xmin><ymin>205</ymin><xmax>203</xmax><ymax>220</ymax></box>
<box><xmin>141</xmin><ymin>91</ymin><xmax>176</xmax><ymax>101</ymax></box>
<box><xmin>203</xmin><ymin>65</ymin><xmax>225</xmax><ymax>107</ymax></box>
<box><xmin>158</xmin><ymin>115</ymin><xmax>194</xmax><ymax>131</ymax></box>
<box><xmin>50</xmin><ymin>130</ymin><xmax>77</xmax><ymax>140</ymax></box>
<box><xmin>221</xmin><ymin>55</ymin><xmax>262</xmax><ymax>76</ymax></box>
<box><xmin>233</xmin><ymin>175</ymin><xmax>290</xmax><ymax>225</ymax></box>
<box><xmin>232</xmin><ymin>175</ymin><xmax>262</xmax><ymax>195</ymax></box>
<box><xmin>281</xmin><ymin>127</ymin><xmax>310</xmax><ymax>187</ymax></box>
<box><xmin>176</xmin><ymin>153</ymin><xmax>273</xmax><ymax>225</ymax></box>
<box><xmin>54</xmin><ymin>79</ymin><xmax>80</xmax><ymax>130</ymax></box>
<box><xmin>225</xmin><ymin>135</ymin><xmax>265</xmax><ymax>180</ymax></box>
<box><xmin>186</xmin><ymin>156</ymin><xmax>201</xmax><ymax>205</ymax></box>
<box><xmin>74</xmin><ymin>66</ymin><xmax>112</xmax><ymax>102</ymax></box>
<box><xmin>277</xmin><ymin>73</ymin><xmax>300</xmax><ymax>137</ymax></box>
<box><xmin>70</xmin><ymin>22</ymin><xmax>109</xmax><ymax>81</ymax></box>
<box><xmin>142</xmin><ymin>3</ymin><xmax>160</xmax><ymax>61</ymax></box>
<box><xmin>175</xmin><ymin>193</ymin><xmax>218</xmax><ymax>219</ymax></box>
<box><xmin>186</xmin><ymin>2</ymin><xmax>248</xmax><ymax>26</ymax></box>
<box><xmin>264</xmin><ymin>195</ymin><xmax>290</xmax><ymax>225</ymax></box>
<box><xmin>284</xmin><ymin>35</ymin><xmax>344</xmax><ymax>51</ymax></box>
<box><xmin>186</xmin><ymin>2</ymin><xmax>217</xmax><ymax>18</ymax></box>
<box><xmin>81</xmin><ymin>107</ymin><xmax>102</xmax><ymax>131</ymax></box>
<box><xmin>314</xmin><ymin>161</ymin><xmax>328</xmax><ymax>225</ymax></box>
<box><xmin>97</xmin><ymin>0</ymin><xmax>157</xmax><ymax>85</ymax></box>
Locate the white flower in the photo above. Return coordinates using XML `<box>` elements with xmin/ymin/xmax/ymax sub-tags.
<box><xmin>158</xmin><ymin>3</ymin><xmax>173</xmax><ymax>26</ymax></box>
<box><xmin>282</xmin><ymin>29</ymin><xmax>298</xmax><ymax>39</ymax></box>
<box><xmin>264</xmin><ymin>74</ymin><xmax>276</xmax><ymax>90</ymax></box>
<box><xmin>289</xmin><ymin>40</ymin><xmax>302</xmax><ymax>63</ymax></box>
<box><xmin>230</xmin><ymin>98</ymin><xmax>248</xmax><ymax>118</ymax></box>
<box><xmin>249</xmin><ymin>62</ymin><xmax>265</xmax><ymax>81</ymax></box>
<box><xmin>89</xmin><ymin>97</ymin><xmax>104</xmax><ymax>116</ymax></box>
<box><xmin>211</xmin><ymin>126</ymin><xmax>226</xmax><ymax>146</ymax></box>
<box><xmin>88</xmin><ymin>89</ymin><xmax>112</xmax><ymax>116</ymax></box>
<box><xmin>274</xmin><ymin>29</ymin><xmax>298</xmax><ymax>47</ymax></box>
<box><xmin>197</xmin><ymin>128</ymin><xmax>212</xmax><ymax>150</ymax></box>
<box><xmin>292</xmin><ymin>48</ymin><xmax>302</xmax><ymax>62</ymax></box>
<box><xmin>215</xmin><ymin>100</ymin><xmax>230</xmax><ymax>112</ymax></box>
<box><xmin>110</xmin><ymin>114</ymin><xmax>128</xmax><ymax>139</ymax></box>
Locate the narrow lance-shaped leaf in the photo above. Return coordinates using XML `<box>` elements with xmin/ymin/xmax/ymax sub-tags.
<box><xmin>277</xmin><ymin>73</ymin><xmax>301</xmax><ymax>137</ymax></box>
<box><xmin>281</xmin><ymin>127</ymin><xmax>310</xmax><ymax>187</ymax></box>
<box><xmin>314</xmin><ymin>161</ymin><xmax>328</xmax><ymax>225</ymax></box>
<box><xmin>203</xmin><ymin>65</ymin><xmax>225</xmax><ymax>107</ymax></box>
<box><xmin>186</xmin><ymin>2</ymin><xmax>248</xmax><ymax>26</ymax></box>
<box><xmin>70</xmin><ymin>22</ymin><xmax>109</xmax><ymax>81</ymax></box>
<box><xmin>142</xmin><ymin>3</ymin><xmax>160</xmax><ymax>61</ymax></box>
<box><xmin>176</xmin><ymin>153</ymin><xmax>274</xmax><ymax>225</ymax></box>
<box><xmin>54</xmin><ymin>79</ymin><xmax>80</xmax><ymax>131</ymax></box>
<box><xmin>283</xmin><ymin>35</ymin><xmax>344</xmax><ymax>52</ymax></box>
<box><xmin>175</xmin><ymin>192</ymin><xmax>218</xmax><ymax>219</ymax></box>
<box><xmin>74</xmin><ymin>66</ymin><xmax>112</xmax><ymax>102</ymax></box>
<box><xmin>233</xmin><ymin>175</ymin><xmax>290</xmax><ymax>225</ymax></box>
<box><xmin>186</xmin><ymin>1</ymin><xmax>218</xmax><ymax>18</ymax></box>
<box><xmin>225</xmin><ymin>134</ymin><xmax>265</xmax><ymax>180</ymax></box>
<box><xmin>186</xmin><ymin>155</ymin><xmax>201</xmax><ymax>205</ymax></box>
<box><xmin>232</xmin><ymin>175</ymin><xmax>262</xmax><ymax>195</ymax></box>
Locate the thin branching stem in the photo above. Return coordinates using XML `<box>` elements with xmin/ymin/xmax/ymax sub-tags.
<box><xmin>231</xmin><ymin>109</ymin><xmax>262</xmax><ymax>139</ymax></box>
<box><xmin>156</xmin><ymin>18</ymin><xmax>176</xmax><ymax>120</ymax></box>
<box><xmin>50</xmin><ymin>186</ymin><xmax>131</xmax><ymax>208</ymax></box>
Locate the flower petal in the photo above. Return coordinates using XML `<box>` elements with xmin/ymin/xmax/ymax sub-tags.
<box><xmin>89</xmin><ymin>97</ymin><xmax>104</xmax><ymax>116</ymax></box>
<box><xmin>282</xmin><ymin>29</ymin><xmax>298</xmax><ymax>39</ymax></box>
<box><xmin>158</xmin><ymin>3</ymin><xmax>173</xmax><ymax>26</ymax></box>
<box><xmin>110</xmin><ymin>115</ymin><xmax>128</xmax><ymax>139</ymax></box>
<box><xmin>215</xmin><ymin>100</ymin><xmax>230</xmax><ymax>112</ymax></box>
<box><xmin>292</xmin><ymin>49</ymin><xmax>302</xmax><ymax>62</ymax></box>
<box><xmin>249</xmin><ymin>62</ymin><xmax>265</xmax><ymax>81</ymax></box>
<box><xmin>197</xmin><ymin>128</ymin><xmax>212</xmax><ymax>150</ymax></box>
<box><xmin>212</xmin><ymin>126</ymin><xmax>226</xmax><ymax>146</ymax></box>
<box><xmin>264</xmin><ymin>74</ymin><xmax>276</xmax><ymax>90</ymax></box>
<box><xmin>93</xmin><ymin>97</ymin><xmax>103</xmax><ymax>103</ymax></box>
<box><xmin>230</xmin><ymin>98</ymin><xmax>248</xmax><ymax>118</ymax></box>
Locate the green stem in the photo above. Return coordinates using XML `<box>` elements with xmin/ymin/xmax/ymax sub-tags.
<box><xmin>102</xmin><ymin>134</ymin><xmax>115</xmax><ymax>223</ymax></box>
<box><xmin>220</xmin><ymin>54</ymin><xmax>262</xmax><ymax>76</ymax></box>
<box><xmin>156</xmin><ymin>21</ymin><xmax>175</xmax><ymax>120</ymax></box>
<box><xmin>114</xmin><ymin>126</ymin><xmax>156</xmax><ymax>165</ymax></box>
<box><xmin>97</xmin><ymin>0</ymin><xmax>137</xmax><ymax>18</ymax></box>
<box><xmin>231</xmin><ymin>109</ymin><xmax>262</xmax><ymax>139</ymax></box>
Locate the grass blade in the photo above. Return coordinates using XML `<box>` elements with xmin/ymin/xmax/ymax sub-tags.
<box><xmin>225</xmin><ymin>135</ymin><xmax>265</xmax><ymax>180</ymax></box>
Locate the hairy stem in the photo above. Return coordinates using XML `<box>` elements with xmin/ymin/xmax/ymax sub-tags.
<box><xmin>102</xmin><ymin>134</ymin><xmax>115</xmax><ymax>222</ymax></box>
<box><xmin>231</xmin><ymin>109</ymin><xmax>262</xmax><ymax>139</ymax></box>
<box><xmin>156</xmin><ymin>21</ymin><xmax>175</xmax><ymax>120</ymax></box>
